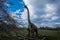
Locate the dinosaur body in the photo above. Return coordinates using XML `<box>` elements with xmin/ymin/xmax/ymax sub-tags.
<box><xmin>25</xmin><ymin>5</ymin><xmax>38</xmax><ymax>37</ymax></box>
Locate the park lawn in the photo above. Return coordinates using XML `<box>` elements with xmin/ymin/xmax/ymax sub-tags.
<box><xmin>0</xmin><ymin>29</ymin><xmax>60</xmax><ymax>40</ymax></box>
<box><xmin>38</xmin><ymin>30</ymin><xmax>60</xmax><ymax>40</ymax></box>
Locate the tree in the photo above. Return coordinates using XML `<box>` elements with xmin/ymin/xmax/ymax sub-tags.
<box><xmin>0</xmin><ymin>0</ymin><xmax>18</xmax><ymax>31</ymax></box>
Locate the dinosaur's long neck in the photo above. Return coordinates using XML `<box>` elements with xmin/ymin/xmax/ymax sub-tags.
<box><xmin>27</xmin><ymin>7</ymin><xmax>31</xmax><ymax>25</ymax></box>
<box><xmin>25</xmin><ymin>5</ymin><xmax>31</xmax><ymax>25</ymax></box>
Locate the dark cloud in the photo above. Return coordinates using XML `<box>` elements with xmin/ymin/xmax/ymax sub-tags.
<box><xmin>23</xmin><ymin>0</ymin><xmax>60</xmax><ymax>27</ymax></box>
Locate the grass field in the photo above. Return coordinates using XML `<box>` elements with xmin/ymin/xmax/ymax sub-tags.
<box><xmin>38</xmin><ymin>30</ymin><xmax>60</xmax><ymax>40</ymax></box>
<box><xmin>0</xmin><ymin>29</ymin><xmax>60</xmax><ymax>40</ymax></box>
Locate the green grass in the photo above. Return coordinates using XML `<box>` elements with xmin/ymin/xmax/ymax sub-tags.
<box><xmin>38</xmin><ymin>30</ymin><xmax>60</xmax><ymax>40</ymax></box>
<box><xmin>0</xmin><ymin>29</ymin><xmax>60</xmax><ymax>40</ymax></box>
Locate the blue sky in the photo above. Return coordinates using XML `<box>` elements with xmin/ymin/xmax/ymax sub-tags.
<box><xmin>5</xmin><ymin>0</ymin><xmax>60</xmax><ymax>28</ymax></box>
<box><xmin>7</xmin><ymin>0</ymin><xmax>24</xmax><ymax>12</ymax></box>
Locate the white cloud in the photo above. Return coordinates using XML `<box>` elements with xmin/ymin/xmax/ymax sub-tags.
<box><xmin>9</xmin><ymin>0</ymin><xmax>60</xmax><ymax>27</ymax></box>
<box><xmin>22</xmin><ymin>0</ymin><xmax>38</xmax><ymax>21</ymax></box>
<box><xmin>51</xmin><ymin>16</ymin><xmax>59</xmax><ymax>21</ymax></box>
<box><xmin>22</xmin><ymin>0</ymin><xmax>60</xmax><ymax>27</ymax></box>
<box><xmin>23</xmin><ymin>0</ymin><xmax>58</xmax><ymax>21</ymax></box>
<box><xmin>4</xmin><ymin>3</ymin><xmax>10</xmax><ymax>6</ymax></box>
<box><xmin>21</xmin><ymin>8</ymin><xmax>27</xmax><ymax>22</ymax></box>
<box><xmin>13</xmin><ymin>9</ymin><xmax>21</xmax><ymax>14</ymax></box>
<box><xmin>55</xmin><ymin>23</ymin><xmax>60</xmax><ymax>24</ymax></box>
<box><xmin>41</xmin><ymin>4</ymin><xmax>58</xmax><ymax>21</ymax></box>
<box><xmin>9</xmin><ymin>9</ymin><xmax>27</xmax><ymax>27</ymax></box>
<box><xmin>10</xmin><ymin>9</ymin><xmax>21</xmax><ymax>18</ymax></box>
<box><xmin>45</xmin><ymin>4</ymin><xmax>56</xmax><ymax>13</ymax></box>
